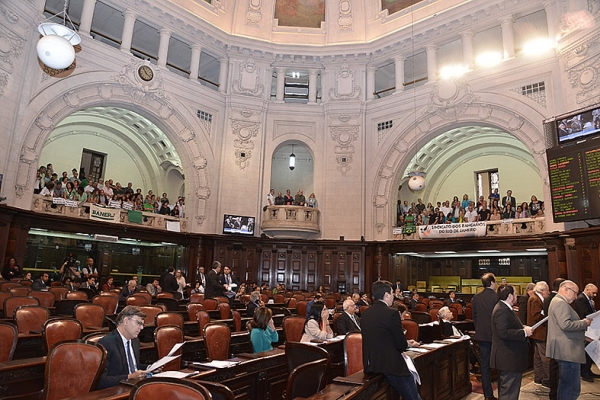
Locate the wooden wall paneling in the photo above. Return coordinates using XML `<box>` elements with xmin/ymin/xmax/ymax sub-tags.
<box><xmin>8</xmin><ymin>217</ymin><xmax>30</xmax><ymax>271</ymax></box>
<box><xmin>351</xmin><ymin>251</ymin><xmax>361</xmax><ymax>293</ymax></box>
<box><xmin>335</xmin><ymin>252</ymin><xmax>347</xmax><ymax>294</ymax></box>
<box><xmin>323</xmin><ymin>251</ymin><xmax>332</xmax><ymax>291</ymax></box>
<box><xmin>291</xmin><ymin>250</ymin><xmax>303</xmax><ymax>290</ymax></box>
<box><xmin>306</xmin><ymin>251</ymin><xmax>317</xmax><ymax>292</ymax></box>
<box><xmin>0</xmin><ymin>211</ymin><xmax>14</xmax><ymax>267</ymax></box>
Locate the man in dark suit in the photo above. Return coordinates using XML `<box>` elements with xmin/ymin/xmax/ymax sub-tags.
<box><xmin>160</xmin><ymin>267</ymin><xmax>179</xmax><ymax>293</ymax></box>
<box><xmin>472</xmin><ymin>272</ymin><xmax>498</xmax><ymax>400</ymax></box>
<box><xmin>518</xmin><ymin>282</ymin><xmax>535</xmax><ymax>325</ymax></box>
<box><xmin>527</xmin><ymin>281</ymin><xmax>550</xmax><ymax>386</ymax></box>
<box><xmin>491</xmin><ymin>284</ymin><xmax>532</xmax><ymax>400</ymax></box>
<box><xmin>573</xmin><ymin>283</ymin><xmax>598</xmax><ymax>381</ymax></box>
<box><xmin>409</xmin><ymin>292</ymin><xmax>419</xmax><ymax>310</ymax></box>
<box><xmin>219</xmin><ymin>265</ymin><xmax>239</xmax><ymax>304</ymax></box>
<box><xmin>196</xmin><ymin>266</ymin><xmax>206</xmax><ymax>288</ymax></box>
<box><xmin>336</xmin><ymin>298</ymin><xmax>361</xmax><ymax>335</ymax></box>
<box><xmin>205</xmin><ymin>261</ymin><xmax>228</xmax><ymax>299</ymax></box>
<box><xmin>444</xmin><ymin>291</ymin><xmax>462</xmax><ymax>306</ymax></box>
<box><xmin>119</xmin><ymin>279</ymin><xmax>139</xmax><ymax>301</ymax></box>
<box><xmin>97</xmin><ymin>306</ymin><xmax>148</xmax><ymax>389</ymax></box>
<box><xmin>543</xmin><ymin>278</ymin><xmax>565</xmax><ymax>400</ymax></box>
<box><xmin>362</xmin><ymin>280</ymin><xmax>419</xmax><ymax>400</ymax></box>
<box><xmin>501</xmin><ymin>189</ymin><xmax>516</xmax><ymax>210</ymax></box>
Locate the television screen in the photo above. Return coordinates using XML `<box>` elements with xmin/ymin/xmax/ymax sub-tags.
<box><xmin>556</xmin><ymin>105</ymin><xmax>600</xmax><ymax>144</ymax></box>
<box><xmin>222</xmin><ymin>215</ymin><xmax>255</xmax><ymax>235</ymax></box>
<box><xmin>546</xmin><ymin>137</ymin><xmax>600</xmax><ymax>223</ymax></box>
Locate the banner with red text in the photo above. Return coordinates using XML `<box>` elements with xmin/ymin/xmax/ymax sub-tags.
<box><xmin>418</xmin><ymin>222</ymin><xmax>487</xmax><ymax>239</ymax></box>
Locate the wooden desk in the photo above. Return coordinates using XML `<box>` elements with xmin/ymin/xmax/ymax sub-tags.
<box><xmin>0</xmin><ymin>356</ymin><xmax>46</xmax><ymax>397</ymax></box>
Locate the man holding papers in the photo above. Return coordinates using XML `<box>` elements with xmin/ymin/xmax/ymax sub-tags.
<box><xmin>527</xmin><ymin>281</ymin><xmax>550</xmax><ymax>387</ymax></box>
<box><xmin>573</xmin><ymin>283</ymin><xmax>598</xmax><ymax>382</ymax></box>
<box><xmin>97</xmin><ymin>306</ymin><xmax>148</xmax><ymax>389</ymax></box>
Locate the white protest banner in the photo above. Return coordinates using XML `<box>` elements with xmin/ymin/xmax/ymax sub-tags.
<box><xmin>418</xmin><ymin>222</ymin><xmax>487</xmax><ymax>239</ymax></box>
<box><xmin>90</xmin><ymin>204</ymin><xmax>120</xmax><ymax>223</ymax></box>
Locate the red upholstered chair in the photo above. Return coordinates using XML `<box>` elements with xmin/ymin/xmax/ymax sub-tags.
<box><xmin>4</xmin><ymin>296</ymin><xmax>39</xmax><ymax>320</ymax></box>
<box><xmin>285</xmin><ymin>341</ymin><xmax>331</xmax><ymax>381</ymax></box>
<box><xmin>44</xmin><ymin>342</ymin><xmax>106</xmax><ymax>400</ymax></box>
<box><xmin>197</xmin><ymin>311</ymin><xmax>211</xmax><ymax>334</ymax></box>
<box><xmin>421</xmin><ymin>298</ymin><xmax>430</xmax><ymax>308</ymax></box>
<box><xmin>465</xmin><ymin>305</ymin><xmax>473</xmax><ymax>320</ymax></box>
<box><xmin>429</xmin><ymin>299</ymin><xmax>443</xmax><ymax>309</ymax></box>
<box><xmin>129</xmin><ymin>377</ymin><xmax>212</xmax><ymax>400</ymax></box>
<box><xmin>402</xmin><ymin>319</ymin><xmax>419</xmax><ymax>341</ymax></box>
<box><xmin>0</xmin><ymin>322</ymin><xmax>18</xmax><ymax>362</ymax></box>
<box><xmin>133</xmin><ymin>292</ymin><xmax>152</xmax><ymax>304</ymax></box>
<box><xmin>332</xmin><ymin>312</ymin><xmax>342</xmax><ymax>335</ymax></box>
<box><xmin>19</xmin><ymin>280</ymin><xmax>33</xmax><ymax>287</ymax></box>
<box><xmin>195</xmin><ymin>380</ymin><xmax>235</xmax><ymax>400</ymax></box>
<box><xmin>325</xmin><ymin>297</ymin><xmax>336</xmax><ymax>310</ymax></box>
<box><xmin>126</xmin><ymin>295</ymin><xmax>148</xmax><ymax>306</ymax></box>
<box><xmin>449</xmin><ymin>303</ymin><xmax>463</xmax><ymax>317</ymax></box>
<box><xmin>50</xmin><ymin>281</ymin><xmax>63</xmax><ymax>287</ymax></box>
<box><xmin>75</xmin><ymin>303</ymin><xmax>106</xmax><ymax>331</ymax></box>
<box><xmin>82</xmin><ymin>332</ymin><xmax>107</xmax><ymax>344</ymax></box>
<box><xmin>273</xmin><ymin>294</ymin><xmax>285</xmax><ymax>304</ymax></box>
<box><xmin>203</xmin><ymin>323</ymin><xmax>231</xmax><ymax>361</ymax></box>
<box><xmin>284</xmin><ymin>358</ymin><xmax>330</xmax><ymax>400</ymax></box>
<box><xmin>415</xmin><ymin>303</ymin><xmax>427</xmax><ymax>312</ymax></box>
<box><xmin>217</xmin><ymin>302</ymin><xmax>231</xmax><ymax>320</ymax></box>
<box><xmin>156</xmin><ymin>297</ymin><xmax>180</xmax><ymax>312</ymax></box>
<box><xmin>92</xmin><ymin>295</ymin><xmax>118</xmax><ymax>315</ymax></box>
<box><xmin>154</xmin><ymin>326</ymin><xmax>184</xmax><ymax>371</ymax></box>
<box><xmin>9</xmin><ymin>286</ymin><xmax>31</xmax><ymax>297</ymax></box>
<box><xmin>286</xmin><ymin>297</ymin><xmax>297</xmax><ymax>308</ymax></box>
<box><xmin>429</xmin><ymin>308</ymin><xmax>440</xmax><ymax>322</ymax></box>
<box><xmin>14</xmin><ymin>305</ymin><xmax>50</xmax><ymax>334</ymax></box>
<box><xmin>292</xmin><ymin>294</ymin><xmax>305</xmax><ymax>301</ymax></box>
<box><xmin>43</xmin><ymin>318</ymin><xmax>82</xmax><ymax>352</ymax></box>
<box><xmin>189</xmin><ymin>293</ymin><xmax>204</xmax><ymax>304</ymax></box>
<box><xmin>283</xmin><ymin>316</ymin><xmax>305</xmax><ymax>343</ymax></box>
<box><xmin>30</xmin><ymin>291</ymin><xmax>56</xmax><ymax>308</ymax></box>
<box><xmin>0</xmin><ymin>291</ymin><xmax>12</xmax><ymax>316</ymax></box>
<box><xmin>0</xmin><ymin>282</ymin><xmax>20</xmax><ymax>291</ymax></box>
<box><xmin>138</xmin><ymin>305</ymin><xmax>164</xmax><ymax>325</ymax></box>
<box><xmin>155</xmin><ymin>312</ymin><xmax>184</xmax><ymax>329</ymax></box>
<box><xmin>260</xmin><ymin>294</ymin><xmax>269</xmax><ymax>304</ymax></box>
<box><xmin>231</xmin><ymin>310</ymin><xmax>242</xmax><ymax>332</ymax></box>
<box><xmin>359</xmin><ymin>305</ymin><xmax>369</xmax><ymax>315</ymax></box>
<box><xmin>214</xmin><ymin>296</ymin><xmax>230</xmax><ymax>304</ymax></box>
<box><xmin>66</xmin><ymin>291</ymin><xmax>88</xmax><ymax>301</ymax></box>
<box><xmin>156</xmin><ymin>292</ymin><xmax>175</xmax><ymax>299</ymax></box>
<box><xmin>202</xmin><ymin>298</ymin><xmax>218</xmax><ymax>311</ymax></box>
<box><xmin>100</xmin><ymin>291</ymin><xmax>119</xmax><ymax>300</ymax></box>
<box><xmin>240</xmin><ymin>295</ymin><xmax>250</xmax><ymax>305</ymax></box>
<box><xmin>187</xmin><ymin>303</ymin><xmax>205</xmax><ymax>321</ymax></box>
<box><xmin>49</xmin><ymin>287</ymin><xmax>69</xmax><ymax>301</ymax></box>
<box><xmin>296</xmin><ymin>301</ymin><xmax>308</xmax><ymax>317</ymax></box>
<box><xmin>344</xmin><ymin>332</ymin><xmax>363</xmax><ymax>376</ymax></box>
<box><xmin>263</xmin><ymin>290</ymin><xmax>273</xmax><ymax>298</ymax></box>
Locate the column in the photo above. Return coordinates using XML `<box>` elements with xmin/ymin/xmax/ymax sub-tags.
<box><xmin>120</xmin><ymin>10</ymin><xmax>137</xmax><ymax>53</ymax></box>
<box><xmin>275</xmin><ymin>67</ymin><xmax>286</xmax><ymax>103</ymax></box>
<box><xmin>189</xmin><ymin>44</ymin><xmax>202</xmax><ymax>81</ymax></box>
<box><xmin>366</xmin><ymin>66</ymin><xmax>376</xmax><ymax>101</ymax></box>
<box><xmin>218</xmin><ymin>57</ymin><xmax>228</xmax><ymax>94</ymax></box>
<box><xmin>79</xmin><ymin>0</ymin><xmax>97</xmax><ymax>36</ymax></box>
<box><xmin>157</xmin><ymin>28</ymin><xmax>171</xmax><ymax>68</ymax></box>
<box><xmin>461</xmin><ymin>30</ymin><xmax>474</xmax><ymax>70</ymax></box>
<box><xmin>543</xmin><ymin>2</ymin><xmax>558</xmax><ymax>44</ymax></box>
<box><xmin>426</xmin><ymin>44</ymin><xmax>437</xmax><ymax>82</ymax></box>
<box><xmin>393</xmin><ymin>55</ymin><xmax>404</xmax><ymax>94</ymax></box>
<box><xmin>500</xmin><ymin>17</ymin><xmax>515</xmax><ymax>60</ymax></box>
<box><xmin>308</xmin><ymin>69</ymin><xmax>318</xmax><ymax>104</ymax></box>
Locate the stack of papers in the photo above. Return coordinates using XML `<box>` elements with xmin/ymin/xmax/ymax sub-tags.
<box><xmin>420</xmin><ymin>342</ymin><xmax>447</xmax><ymax>349</ymax></box>
<box><xmin>153</xmin><ymin>371</ymin><xmax>197</xmax><ymax>379</ymax></box>
<box><xmin>194</xmin><ymin>360</ymin><xmax>241</xmax><ymax>368</ymax></box>
<box><xmin>145</xmin><ymin>342</ymin><xmax>185</xmax><ymax>373</ymax></box>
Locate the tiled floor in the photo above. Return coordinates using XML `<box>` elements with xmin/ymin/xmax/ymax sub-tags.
<box><xmin>462</xmin><ymin>366</ymin><xmax>600</xmax><ymax>399</ymax></box>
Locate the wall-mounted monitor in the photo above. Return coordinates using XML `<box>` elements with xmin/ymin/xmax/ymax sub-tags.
<box><xmin>222</xmin><ymin>214</ymin><xmax>255</xmax><ymax>235</ymax></box>
<box><xmin>555</xmin><ymin>104</ymin><xmax>600</xmax><ymax>144</ymax></box>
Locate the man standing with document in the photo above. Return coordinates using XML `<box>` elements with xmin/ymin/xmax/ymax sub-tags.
<box><xmin>527</xmin><ymin>281</ymin><xmax>551</xmax><ymax>387</ymax></box>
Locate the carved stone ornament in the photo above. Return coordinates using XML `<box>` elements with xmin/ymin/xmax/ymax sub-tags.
<box><xmin>567</xmin><ymin>53</ymin><xmax>600</xmax><ymax>104</ymax></box>
<box><xmin>329</xmin><ymin>63</ymin><xmax>360</xmax><ymax>100</ymax></box>
<box><xmin>231</xmin><ymin>119</ymin><xmax>260</xmax><ymax>169</ymax></box>
<box><xmin>232</xmin><ymin>58</ymin><xmax>264</xmax><ymax>96</ymax></box>
<box><xmin>330</xmin><ymin>124</ymin><xmax>359</xmax><ymax>174</ymax></box>
<box><xmin>112</xmin><ymin>60</ymin><xmax>167</xmax><ymax>104</ymax></box>
<box><xmin>0</xmin><ymin>71</ymin><xmax>7</xmax><ymax>96</ymax></box>
<box><xmin>426</xmin><ymin>78</ymin><xmax>476</xmax><ymax>120</ymax></box>
<box><xmin>338</xmin><ymin>0</ymin><xmax>353</xmax><ymax>31</ymax></box>
<box><xmin>246</xmin><ymin>0</ymin><xmax>262</xmax><ymax>25</ymax></box>
<box><xmin>0</xmin><ymin>24</ymin><xmax>25</xmax><ymax>73</ymax></box>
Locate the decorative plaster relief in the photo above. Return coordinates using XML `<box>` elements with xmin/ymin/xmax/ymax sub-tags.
<box><xmin>246</xmin><ymin>0</ymin><xmax>262</xmax><ymax>25</ymax></box>
<box><xmin>329</xmin><ymin>122</ymin><xmax>359</xmax><ymax>175</ymax></box>
<box><xmin>567</xmin><ymin>53</ymin><xmax>600</xmax><ymax>105</ymax></box>
<box><xmin>0</xmin><ymin>24</ymin><xmax>24</xmax><ymax>73</ymax></box>
<box><xmin>232</xmin><ymin>58</ymin><xmax>264</xmax><ymax>97</ymax></box>
<box><xmin>273</xmin><ymin>120</ymin><xmax>316</xmax><ymax>142</ymax></box>
<box><xmin>426</xmin><ymin>78</ymin><xmax>476</xmax><ymax>120</ymax></box>
<box><xmin>113</xmin><ymin>60</ymin><xmax>167</xmax><ymax>104</ymax></box>
<box><xmin>329</xmin><ymin>63</ymin><xmax>360</xmax><ymax>101</ymax></box>
<box><xmin>231</xmin><ymin>119</ymin><xmax>260</xmax><ymax>169</ymax></box>
<box><xmin>338</xmin><ymin>0</ymin><xmax>353</xmax><ymax>31</ymax></box>
<box><xmin>0</xmin><ymin>71</ymin><xmax>7</xmax><ymax>95</ymax></box>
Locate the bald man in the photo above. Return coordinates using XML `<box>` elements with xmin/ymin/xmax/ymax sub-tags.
<box><xmin>336</xmin><ymin>299</ymin><xmax>361</xmax><ymax>335</ymax></box>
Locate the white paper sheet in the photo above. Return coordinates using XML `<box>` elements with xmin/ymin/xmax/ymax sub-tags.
<box><xmin>196</xmin><ymin>360</ymin><xmax>241</xmax><ymax>368</ymax></box>
<box><xmin>145</xmin><ymin>355</ymin><xmax>181</xmax><ymax>373</ymax></box>
<box><xmin>585</xmin><ymin>339</ymin><xmax>600</xmax><ymax>366</ymax></box>
<box><xmin>531</xmin><ymin>316</ymin><xmax>549</xmax><ymax>330</ymax></box>
<box><xmin>152</xmin><ymin>371</ymin><xmax>197</xmax><ymax>379</ymax></box>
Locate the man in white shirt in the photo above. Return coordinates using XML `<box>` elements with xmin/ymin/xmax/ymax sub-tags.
<box><xmin>440</xmin><ymin>200</ymin><xmax>452</xmax><ymax>217</ymax></box>
<box><xmin>84</xmin><ymin>180</ymin><xmax>96</xmax><ymax>194</ymax></box>
<box><xmin>267</xmin><ymin>189</ymin><xmax>275</xmax><ymax>206</ymax></box>
<box><xmin>69</xmin><ymin>168</ymin><xmax>79</xmax><ymax>182</ymax></box>
<box><xmin>82</xmin><ymin>257</ymin><xmax>98</xmax><ymax>279</ymax></box>
<box><xmin>465</xmin><ymin>204</ymin><xmax>478</xmax><ymax>222</ymax></box>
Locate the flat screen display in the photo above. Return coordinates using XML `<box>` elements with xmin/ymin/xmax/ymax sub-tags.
<box><xmin>222</xmin><ymin>215</ymin><xmax>255</xmax><ymax>235</ymax></box>
<box><xmin>547</xmin><ymin>137</ymin><xmax>600</xmax><ymax>222</ymax></box>
<box><xmin>556</xmin><ymin>105</ymin><xmax>600</xmax><ymax>144</ymax></box>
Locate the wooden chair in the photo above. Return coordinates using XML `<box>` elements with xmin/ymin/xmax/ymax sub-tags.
<box><xmin>154</xmin><ymin>326</ymin><xmax>184</xmax><ymax>371</ymax></box>
<box><xmin>0</xmin><ymin>282</ymin><xmax>21</xmax><ymax>291</ymax></box>
<box><xmin>292</xmin><ymin>294</ymin><xmax>305</xmax><ymax>301</ymax></box>
<box><xmin>448</xmin><ymin>305</ymin><xmax>459</xmax><ymax>320</ymax></box>
<box><xmin>133</xmin><ymin>292</ymin><xmax>152</xmax><ymax>304</ymax></box>
<box><xmin>99</xmin><ymin>291</ymin><xmax>119</xmax><ymax>300</ymax></box>
<box><xmin>410</xmin><ymin>311</ymin><xmax>431</xmax><ymax>324</ymax></box>
<box><xmin>286</xmin><ymin>297</ymin><xmax>297</xmax><ymax>308</ymax></box>
<box><xmin>325</xmin><ymin>297</ymin><xmax>336</xmax><ymax>310</ymax></box>
<box><xmin>30</xmin><ymin>291</ymin><xmax>55</xmax><ymax>308</ymax></box>
<box><xmin>126</xmin><ymin>296</ymin><xmax>148</xmax><ymax>306</ymax></box>
<box><xmin>202</xmin><ymin>298</ymin><xmax>218</xmax><ymax>311</ymax></box>
<box><xmin>231</xmin><ymin>310</ymin><xmax>242</xmax><ymax>332</ymax></box>
<box><xmin>187</xmin><ymin>303</ymin><xmax>205</xmax><ymax>321</ymax></box>
<box><xmin>54</xmin><ymin>299</ymin><xmax>87</xmax><ymax>317</ymax></box>
<box><xmin>129</xmin><ymin>377</ymin><xmax>212</xmax><ymax>400</ymax></box>
<box><xmin>75</xmin><ymin>303</ymin><xmax>106</xmax><ymax>331</ymax></box>
<box><xmin>155</xmin><ymin>312</ymin><xmax>184</xmax><ymax>329</ymax></box>
<box><xmin>203</xmin><ymin>323</ymin><xmax>231</xmax><ymax>361</ymax></box>
<box><xmin>285</xmin><ymin>341</ymin><xmax>331</xmax><ymax>385</ymax></box>
<box><xmin>449</xmin><ymin>303</ymin><xmax>463</xmax><ymax>317</ymax></box>
<box><xmin>156</xmin><ymin>297</ymin><xmax>180</xmax><ymax>312</ymax></box>
<box><xmin>189</xmin><ymin>293</ymin><xmax>204</xmax><ymax>303</ymax></box>
<box><xmin>9</xmin><ymin>286</ymin><xmax>31</xmax><ymax>297</ymax></box>
<box><xmin>14</xmin><ymin>305</ymin><xmax>50</xmax><ymax>334</ymax></box>
<box><xmin>48</xmin><ymin>287</ymin><xmax>69</xmax><ymax>301</ymax></box>
<box><xmin>359</xmin><ymin>305</ymin><xmax>369</xmax><ymax>315</ymax></box>
<box><xmin>214</xmin><ymin>296</ymin><xmax>230</xmax><ymax>304</ymax></box>
<box><xmin>0</xmin><ymin>322</ymin><xmax>18</xmax><ymax>361</ymax></box>
<box><xmin>92</xmin><ymin>295</ymin><xmax>118</xmax><ymax>315</ymax></box>
<box><xmin>429</xmin><ymin>308</ymin><xmax>440</xmax><ymax>322</ymax></box>
<box><xmin>156</xmin><ymin>292</ymin><xmax>175</xmax><ymax>299</ymax></box>
<box><xmin>273</xmin><ymin>294</ymin><xmax>285</xmax><ymax>304</ymax></box>
<box><xmin>296</xmin><ymin>301</ymin><xmax>308</xmax><ymax>317</ymax></box>
<box><xmin>0</xmin><ymin>291</ymin><xmax>12</xmax><ymax>317</ymax></box>
<box><xmin>66</xmin><ymin>291</ymin><xmax>88</xmax><ymax>301</ymax></box>
<box><xmin>195</xmin><ymin>380</ymin><xmax>235</xmax><ymax>400</ymax></box>
<box><xmin>429</xmin><ymin>299</ymin><xmax>443</xmax><ymax>309</ymax></box>
<box><xmin>43</xmin><ymin>318</ymin><xmax>82</xmax><ymax>352</ymax></box>
<box><xmin>284</xmin><ymin>358</ymin><xmax>330</xmax><ymax>400</ymax></box>
<box><xmin>82</xmin><ymin>332</ymin><xmax>107</xmax><ymax>344</ymax></box>
<box><xmin>138</xmin><ymin>305</ymin><xmax>164</xmax><ymax>325</ymax></box>
<box><xmin>197</xmin><ymin>310</ymin><xmax>211</xmax><ymax>334</ymax></box>
<box><xmin>78</xmin><ymin>288</ymin><xmax>97</xmax><ymax>300</ymax></box>
<box><xmin>332</xmin><ymin>312</ymin><xmax>342</xmax><ymax>335</ymax></box>
<box><xmin>50</xmin><ymin>281</ymin><xmax>63</xmax><ymax>287</ymax></box>
<box><xmin>465</xmin><ymin>305</ymin><xmax>473</xmax><ymax>320</ymax></box>
<box><xmin>44</xmin><ymin>342</ymin><xmax>106</xmax><ymax>400</ymax></box>
<box><xmin>402</xmin><ymin>319</ymin><xmax>419</xmax><ymax>341</ymax></box>
<box><xmin>260</xmin><ymin>294</ymin><xmax>269</xmax><ymax>304</ymax></box>
<box><xmin>415</xmin><ymin>303</ymin><xmax>427</xmax><ymax>312</ymax></box>
<box><xmin>344</xmin><ymin>332</ymin><xmax>363</xmax><ymax>376</ymax></box>
<box><xmin>217</xmin><ymin>302</ymin><xmax>231</xmax><ymax>320</ymax></box>
<box><xmin>4</xmin><ymin>296</ymin><xmax>39</xmax><ymax>320</ymax></box>
<box><xmin>282</xmin><ymin>316</ymin><xmax>305</xmax><ymax>342</ymax></box>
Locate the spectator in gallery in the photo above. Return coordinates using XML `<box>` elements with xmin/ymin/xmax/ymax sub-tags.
<box><xmin>415</xmin><ymin>198</ymin><xmax>425</xmax><ymax>215</ymax></box>
<box><xmin>503</xmin><ymin>203</ymin><xmax>516</xmax><ymax>219</ymax></box>
<box><xmin>306</xmin><ymin>193</ymin><xmax>318</xmax><ymax>208</ymax></box>
<box><xmin>502</xmin><ymin>189</ymin><xmax>516</xmax><ymax>209</ymax></box>
<box><xmin>102</xmin><ymin>276</ymin><xmax>115</xmax><ymax>292</ymax></box>
<box><xmin>274</xmin><ymin>191</ymin><xmax>285</xmax><ymax>205</ymax></box>
<box><xmin>461</xmin><ymin>194</ymin><xmax>470</xmax><ymax>209</ymax></box>
<box><xmin>283</xmin><ymin>189</ymin><xmax>294</xmax><ymax>205</ymax></box>
<box><xmin>478</xmin><ymin>202</ymin><xmax>491</xmax><ymax>221</ymax></box>
<box><xmin>465</xmin><ymin>204</ymin><xmax>478</xmax><ymax>222</ymax></box>
<box><xmin>529</xmin><ymin>195</ymin><xmax>544</xmax><ymax>216</ymax></box>
<box><xmin>295</xmin><ymin>190</ymin><xmax>306</xmax><ymax>206</ymax></box>
<box><xmin>520</xmin><ymin>202</ymin><xmax>530</xmax><ymax>218</ymax></box>
<box><xmin>267</xmin><ymin>189</ymin><xmax>275</xmax><ymax>206</ymax></box>
<box><xmin>489</xmin><ymin>188</ymin><xmax>500</xmax><ymax>201</ymax></box>
<box><xmin>2</xmin><ymin>257</ymin><xmax>21</xmax><ymax>280</ymax></box>
<box><xmin>490</xmin><ymin>208</ymin><xmax>501</xmax><ymax>221</ymax></box>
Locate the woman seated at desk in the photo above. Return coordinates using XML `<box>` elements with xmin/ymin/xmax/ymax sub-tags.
<box><xmin>250</xmin><ymin>306</ymin><xmax>279</xmax><ymax>353</ymax></box>
<box><xmin>301</xmin><ymin>302</ymin><xmax>333</xmax><ymax>342</ymax></box>
<box><xmin>439</xmin><ymin>306</ymin><xmax>461</xmax><ymax>337</ymax></box>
